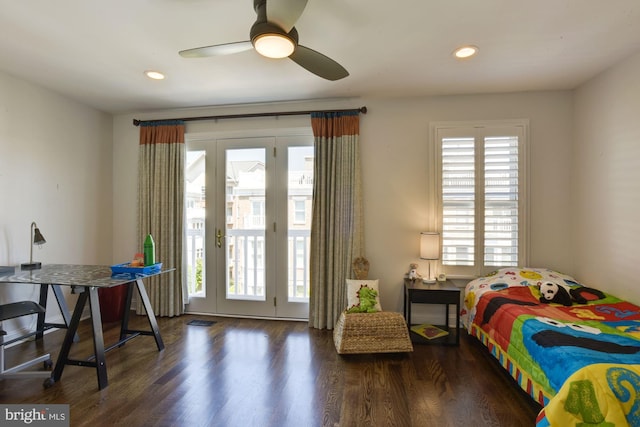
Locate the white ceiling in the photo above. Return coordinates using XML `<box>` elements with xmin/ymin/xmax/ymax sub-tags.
<box><xmin>1</xmin><ymin>0</ymin><xmax>640</xmax><ymax>114</ymax></box>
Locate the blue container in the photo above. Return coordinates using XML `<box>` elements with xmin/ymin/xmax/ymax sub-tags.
<box><xmin>110</xmin><ymin>262</ymin><xmax>162</xmax><ymax>279</ymax></box>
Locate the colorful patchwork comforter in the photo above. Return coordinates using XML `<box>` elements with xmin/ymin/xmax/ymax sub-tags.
<box><xmin>462</xmin><ymin>268</ymin><xmax>640</xmax><ymax>427</ymax></box>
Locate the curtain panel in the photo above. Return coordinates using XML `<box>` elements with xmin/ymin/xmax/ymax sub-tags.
<box><xmin>309</xmin><ymin>111</ymin><xmax>364</xmax><ymax>329</ymax></box>
<box><xmin>137</xmin><ymin>120</ymin><xmax>186</xmax><ymax>317</ymax></box>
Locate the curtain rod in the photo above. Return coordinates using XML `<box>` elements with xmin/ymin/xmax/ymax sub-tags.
<box><xmin>132</xmin><ymin>106</ymin><xmax>367</xmax><ymax>126</ymax></box>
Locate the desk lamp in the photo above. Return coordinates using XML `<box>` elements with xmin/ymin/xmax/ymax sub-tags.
<box><xmin>21</xmin><ymin>222</ymin><xmax>46</xmax><ymax>270</ymax></box>
<box><xmin>420</xmin><ymin>232</ymin><xmax>440</xmax><ymax>283</ymax></box>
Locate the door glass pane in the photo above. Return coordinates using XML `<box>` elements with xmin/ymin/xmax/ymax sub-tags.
<box><xmin>287</xmin><ymin>146</ymin><xmax>313</xmax><ymax>302</ymax></box>
<box><xmin>186</xmin><ymin>150</ymin><xmax>206</xmax><ymax>297</ymax></box>
<box><xmin>226</xmin><ymin>148</ymin><xmax>266</xmax><ymax>300</ymax></box>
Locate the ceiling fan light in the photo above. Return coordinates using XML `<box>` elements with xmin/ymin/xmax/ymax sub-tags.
<box><xmin>254</xmin><ymin>33</ymin><xmax>295</xmax><ymax>58</ymax></box>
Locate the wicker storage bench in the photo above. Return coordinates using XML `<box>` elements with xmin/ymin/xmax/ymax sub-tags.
<box><xmin>333</xmin><ymin>311</ymin><xmax>413</xmax><ymax>354</ymax></box>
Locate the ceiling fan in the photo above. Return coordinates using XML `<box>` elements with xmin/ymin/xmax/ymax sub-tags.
<box><xmin>179</xmin><ymin>0</ymin><xmax>349</xmax><ymax>81</ymax></box>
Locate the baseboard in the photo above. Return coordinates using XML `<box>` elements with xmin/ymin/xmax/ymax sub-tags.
<box><xmin>183</xmin><ymin>310</ymin><xmax>308</xmax><ymax>322</ymax></box>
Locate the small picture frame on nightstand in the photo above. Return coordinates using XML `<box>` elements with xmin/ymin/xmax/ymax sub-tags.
<box><xmin>437</xmin><ymin>273</ymin><xmax>446</xmax><ymax>282</ymax></box>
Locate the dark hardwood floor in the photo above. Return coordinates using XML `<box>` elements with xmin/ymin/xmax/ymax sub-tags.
<box><xmin>0</xmin><ymin>314</ymin><xmax>540</xmax><ymax>426</ymax></box>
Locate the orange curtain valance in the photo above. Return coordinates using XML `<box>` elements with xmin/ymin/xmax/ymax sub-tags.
<box><xmin>139</xmin><ymin>120</ymin><xmax>185</xmax><ymax>145</ymax></box>
<box><xmin>310</xmin><ymin>111</ymin><xmax>359</xmax><ymax>138</ymax></box>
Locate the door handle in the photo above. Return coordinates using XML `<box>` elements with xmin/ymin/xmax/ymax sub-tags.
<box><xmin>216</xmin><ymin>229</ymin><xmax>224</xmax><ymax>248</ymax></box>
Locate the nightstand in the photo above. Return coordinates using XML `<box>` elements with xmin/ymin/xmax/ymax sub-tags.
<box><xmin>403</xmin><ymin>278</ymin><xmax>461</xmax><ymax>345</ymax></box>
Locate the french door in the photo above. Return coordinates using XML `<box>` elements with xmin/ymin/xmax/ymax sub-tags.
<box><xmin>185</xmin><ymin>131</ymin><xmax>313</xmax><ymax>319</ymax></box>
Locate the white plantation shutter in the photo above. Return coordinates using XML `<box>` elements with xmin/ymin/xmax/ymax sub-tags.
<box><xmin>484</xmin><ymin>136</ymin><xmax>518</xmax><ymax>267</ymax></box>
<box><xmin>442</xmin><ymin>137</ymin><xmax>475</xmax><ymax>266</ymax></box>
<box><xmin>435</xmin><ymin>121</ymin><xmax>528</xmax><ymax>277</ymax></box>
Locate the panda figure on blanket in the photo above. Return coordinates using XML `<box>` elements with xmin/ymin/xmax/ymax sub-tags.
<box><xmin>538</xmin><ymin>281</ymin><xmax>606</xmax><ymax>306</ymax></box>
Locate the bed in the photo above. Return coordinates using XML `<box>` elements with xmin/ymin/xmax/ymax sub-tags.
<box><xmin>462</xmin><ymin>267</ymin><xmax>640</xmax><ymax>426</ymax></box>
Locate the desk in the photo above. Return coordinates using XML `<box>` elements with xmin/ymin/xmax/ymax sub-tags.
<box><xmin>0</xmin><ymin>264</ymin><xmax>171</xmax><ymax>389</ymax></box>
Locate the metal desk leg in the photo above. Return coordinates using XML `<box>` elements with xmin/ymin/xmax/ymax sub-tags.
<box><xmin>135</xmin><ymin>279</ymin><xmax>165</xmax><ymax>351</ymax></box>
<box><xmin>52</xmin><ymin>285</ymin><xmax>79</xmax><ymax>341</ymax></box>
<box><xmin>50</xmin><ymin>289</ymin><xmax>88</xmax><ymax>385</ymax></box>
<box><xmin>36</xmin><ymin>284</ymin><xmax>79</xmax><ymax>342</ymax></box>
<box><xmin>87</xmin><ymin>287</ymin><xmax>108</xmax><ymax>390</ymax></box>
<box><xmin>118</xmin><ymin>282</ymin><xmax>133</xmax><ymax>344</ymax></box>
<box><xmin>36</xmin><ymin>284</ymin><xmax>48</xmax><ymax>340</ymax></box>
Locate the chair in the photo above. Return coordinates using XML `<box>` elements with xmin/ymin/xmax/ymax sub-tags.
<box><xmin>0</xmin><ymin>301</ymin><xmax>53</xmax><ymax>380</ymax></box>
<box><xmin>333</xmin><ymin>258</ymin><xmax>413</xmax><ymax>354</ymax></box>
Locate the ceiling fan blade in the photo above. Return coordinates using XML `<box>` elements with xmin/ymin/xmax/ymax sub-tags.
<box><xmin>289</xmin><ymin>45</ymin><xmax>349</xmax><ymax>81</ymax></box>
<box><xmin>179</xmin><ymin>41</ymin><xmax>253</xmax><ymax>58</ymax></box>
<box><xmin>266</xmin><ymin>0</ymin><xmax>308</xmax><ymax>33</ymax></box>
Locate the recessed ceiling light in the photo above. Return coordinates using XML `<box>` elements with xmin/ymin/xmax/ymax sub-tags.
<box><xmin>144</xmin><ymin>70</ymin><xmax>165</xmax><ymax>80</ymax></box>
<box><xmin>454</xmin><ymin>45</ymin><xmax>479</xmax><ymax>59</ymax></box>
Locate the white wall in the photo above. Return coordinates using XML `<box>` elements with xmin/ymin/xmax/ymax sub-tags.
<box><xmin>0</xmin><ymin>70</ymin><xmax>113</xmax><ymax>337</ymax></box>
<box><xmin>573</xmin><ymin>51</ymin><xmax>640</xmax><ymax>302</ymax></box>
<box><xmin>113</xmin><ymin>92</ymin><xmax>575</xmax><ymax>318</ymax></box>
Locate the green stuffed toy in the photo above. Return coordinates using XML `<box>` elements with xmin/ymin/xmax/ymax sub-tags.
<box><xmin>346</xmin><ymin>286</ymin><xmax>379</xmax><ymax>313</ymax></box>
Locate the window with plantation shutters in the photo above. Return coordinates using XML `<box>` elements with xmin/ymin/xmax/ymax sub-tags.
<box><xmin>441</xmin><ymin>137</ymin><xmax>475</xmax><ymax>266</ymax></box>
<box><xmin>433</xmin><ymin>121</ymin><xmax>528</xmax><ymax>278</ymax></box>
<box><xmin>484</xmin><ymin>136</ymin><xmax>519</xmax><ymax>267</ymax></box>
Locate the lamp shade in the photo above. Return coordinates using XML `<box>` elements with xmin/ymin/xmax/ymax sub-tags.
<box><xmin>420</xmin><ymin>232</ymin><xmax>440</xmax><ymax>260</ymax></box>
<box><xmin>33</xmin><ymin>226</ymin><xmax>46</xmax><ymax>245</ymax></box>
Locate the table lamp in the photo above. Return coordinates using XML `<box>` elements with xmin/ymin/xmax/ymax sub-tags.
<box><xmin>420</xmin><ymin>231</ymin><xmax>440</xmax><ymax>283</ymax></box>
<box><xmin>21</xmin><ymin>221</ymin><xmax>46</xmax><ymax>270</ymax></box>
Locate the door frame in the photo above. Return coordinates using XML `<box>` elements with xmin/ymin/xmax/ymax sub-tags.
<box><xmin>185</xmin><ymin>127</ymin><xmax>313</xmax><ymax>319</ymax></box>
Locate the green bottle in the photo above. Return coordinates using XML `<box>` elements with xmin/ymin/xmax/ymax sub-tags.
<box><xmin>143</xmin><ymin>234</ymin><xmax>155</xmax><ymax>266</ymax></box>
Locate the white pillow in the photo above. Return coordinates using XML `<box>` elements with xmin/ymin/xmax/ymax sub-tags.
<box><xmin>346</xmin><ymin>279</ymin><xmax>383</xmax><ymax>312</ymax></box>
